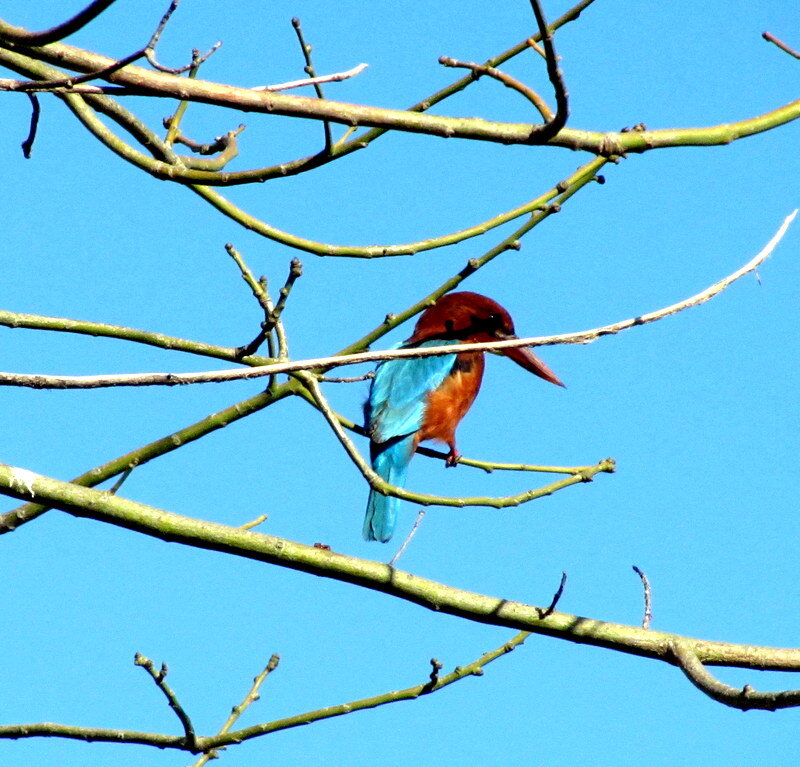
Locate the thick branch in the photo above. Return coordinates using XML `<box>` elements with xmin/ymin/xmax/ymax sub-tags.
<box><xmin>1</xmin><ymin>462</ymin><xmax>800</xmax><ymax>678</ymax></box>
<box><xmin>1</xmin><ymin>40</ymin><xmax>797</xmax><ymax>152</ymax></box>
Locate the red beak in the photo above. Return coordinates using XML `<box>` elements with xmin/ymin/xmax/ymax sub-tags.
<box><xmin>502</xmin><ymin>342</ymin><xmax>565</xmax><ymax>388</ymax></box>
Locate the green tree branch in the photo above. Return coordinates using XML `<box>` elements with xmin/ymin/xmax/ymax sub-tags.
<box><xmin>2</xmin><ymin>461</ymin><xmax>800</xmax><ymax>689</ymax></box>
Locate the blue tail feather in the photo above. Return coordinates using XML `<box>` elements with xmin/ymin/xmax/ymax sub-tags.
<box><xmin>363</xmin><ymin>434</ymin><xmax>415</xmax><ymax>542</ymax></box>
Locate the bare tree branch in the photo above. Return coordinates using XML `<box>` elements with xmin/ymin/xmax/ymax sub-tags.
<box><xmin>252</xmin><ymin>62</ymin><xmax>368</xmax><ymax>92</ymax></box>
<box><xmin>0</xmin><ymin>0</ymin><xmax>121</xmax><ymax>45</ymax></box>
<box><xmin>762</xmin><ymin>31</ymin><xmax>800</xmax><ymax>60</ymax></box>
<box><xmin>191</xmin><ymin>654</ymin><xmax>280</xmax><ymax>766</ymax></box>
<box><xmin>0</xmin><ymin>631</ymin><xmax>531</xmax><ymax>752</ymax></box>
<box><xmin>1</xmin><ymin>37</ymin><xmax>796</xmax><ymax>153</ymax></box>
<box><xmin>1</xmin><ymin>461</ymin><xmax>800</xmax><ymax>685</ymax></box>
<box><xmin>671</xmin><ymin>640</ymin><xmax>800</xmax><ymax>711</ymax></box>
<box><xmin>1</xmin><ymin>209</ymin><xmax>792</xmax><ymax>390</ymax></box>
<box><xmin>632</xmin><ymin>566</ymin><xmax>653</xmax><ymax>629</ymax></box>
<box><xmin>134</xmin><ymin>653</ymin><xmax>197</xmax><ymax>751</ymax></box>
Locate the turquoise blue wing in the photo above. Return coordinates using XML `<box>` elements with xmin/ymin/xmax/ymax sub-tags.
<box><xmin>365</xmin><ymin>339</ymin><xmax>460</xmax><ymax>443</ymax></box>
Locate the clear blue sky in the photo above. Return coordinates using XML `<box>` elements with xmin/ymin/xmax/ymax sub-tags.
<box><xmin>2</xmin><ymin>1</ymin><xmax>799</xmax><ymax>765</ymax></box>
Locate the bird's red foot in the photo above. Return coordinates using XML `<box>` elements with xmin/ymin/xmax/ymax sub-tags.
<box><xmin>445</xmin><ymin>448</ymin><xmax>461</xmax><ymax>467</ymax></box>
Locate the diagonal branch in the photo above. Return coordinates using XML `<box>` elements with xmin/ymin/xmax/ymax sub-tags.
<box><xmin>286</xmin><ymin>17</ymin><xmax>332</xmax><ymax>152</ymax></box>
<box><xmin>293</xmin><ymin>383</ymin><xmax>591</xmax><ymax>474</ymax></box>
<box><xmin>762</xmin><ymin>31</ymin><xmax>800</xmax><ymax>60</ymax></box>
<box><xmin>0</xmin><ymin>380</ymin><xmax>301</xmax><ymax>534</ymax></box>
<box><xmin>2</xmin><ymin>461</ymin><xmax>800</xmax><ymax>685</ymax></box>
<box><xmin>191</xmin><ymin>654</ymin><xmax>280</xmax><ymax>765</ymax></box>
<box><xmin>253</xmin><ymin>62</ymin><xmax>368</xmax><ymax>93</ymax></box>
<box><xmin>134</xmin><ymin>653</ymin><xmax>197</xmax><ymax>751</ymax></box>
<box><xmin>439</xmin><ymin>56</ymin><xmax>554</xmax><ymax>121</ymax></box>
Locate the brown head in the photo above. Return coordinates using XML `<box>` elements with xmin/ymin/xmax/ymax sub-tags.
<box><xmin>407</xmin><ymin>292</ymin><xmax>564</xmax><ymax>387</ymax></box>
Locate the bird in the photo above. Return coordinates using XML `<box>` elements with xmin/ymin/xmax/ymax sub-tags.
<box><xmin>363</xmin><ymin>291</ymin><xmax>564</xmax><ymax>542</ymax></box>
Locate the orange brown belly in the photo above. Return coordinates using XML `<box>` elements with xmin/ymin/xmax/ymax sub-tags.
<box><xmin>416</xmin><ymin>352</ymin><xmax>485</xmax><ymax>449</ymax></box>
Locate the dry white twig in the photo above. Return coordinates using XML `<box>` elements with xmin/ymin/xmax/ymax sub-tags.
<box><xmin>251</xmin><ymin>63</ymin><xmax>368</xmax><ymax>92</ymax></box>
<box><xmin>1</xmin><ymin>210</ymin><xmax>794</xmax><ymax>391</ymax></box>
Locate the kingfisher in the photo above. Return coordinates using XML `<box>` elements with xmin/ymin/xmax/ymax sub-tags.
<box><xmin>363</xmin><ymin>291</ymin><xmax>564</xmax><ymax>542</ymax></box>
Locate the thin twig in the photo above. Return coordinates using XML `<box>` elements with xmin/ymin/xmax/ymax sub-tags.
<box><xmin>298</xmin><ymin>372</ymin><xmax>612</xmax><ymax>510</ymax></box>
<box><xmin>170</xmin><ymin>124</ymin><xmax>245</xmax><ymax>156</ymax></box>
<box><xmin>294</xmin><ymin>381</ymin><xmax>607</xmax><ymax>475</ymax></box>
<box><xmin>163</xmin><ymin>50</ymin><xmax>203</xmax><ymax>146</ymax></box>
<box><xmin>224</xmin><ymin>243</ymin><xmax>278</xmax><ymax>361</ymax></box>
<box><xmin>762</xmin><ymin>31</ymin><xmax>800</xmax><ymax>60</ymax></box>
<box><xmin>318</xmin><ymin>372</ymin><xmax>375</xmax><ymax>383</ymax></box>
<box><xmin>291</xmin><ymin>17</ymin><xmax>332</xmax><ymax>151</ymax></box>
<box><xmin>389</xmin><ymin>510</ymin><xmax>425</xmax><ymax>565</ymax></box>
<box><xmin>225</xmin><ymin>243</ymin><xmax>273</xmax><ymax>315</ymax></box>
<box><xmin>439</xmin><ymin>57</ymin><xmax>553</xmax><ymax>121</ymax></box>
<box><xmin>632</xmin><ymin>565</ymin><xmax>652</xmax><ymax>629</ymax></box>
<box><xmin>107</xmin><ymin>465</ymin><xmax>135</xmax><ymax>495</ymax></box>
<box><xmin>20</xmin><ymin>93</ymin><xmax>40</xmax><ymax>157</ymax></box>
<box><xmin>144</xmin><ymin>1</ymin><xmax>221</xmax><ymax>75</ymax></box>
<box><xmin>240</xmin><ymin>514</ymin><xmax>268</xmax><ymax>530</ymax></box>
<box><xmin>4</xmin><ymin>207</ymin><xmax>793</xmax><ymax>391</ymax></box>
<box><xmin>0</xmin><ymin>631</ymin><xmax>531</xmax><ymax>751</ymax></box>
<box><xmin>536</xmin><ymin>571</ymin><xmax>567</xmax><ymax>619</ymax></box>
<box><xmin>251</xmin><ymin>63</ymin><xmax>368</xmax><ymax>92</ymax></box>
<box><xmin>134</xmin><ymin>653</ymin><xmax>197</xmax><ymax>751</ymax></box>
<box><xmin>264</xmin><ymin>258</ymin><xmax>303</xmax><ymax>334</ymax></box>
<box><xmin>8</xmin><ymin>49</ymin><xmax>149</xmax><ymax>92</ymax></box>
<box><xmin>7</xmin><ymin>2</ymin><xmax>219</xmax><ymax>92</ymax></box>
<box><xmin>524</xmin><ymin>0</ymin><xmax>569</xmax><ymax>141</ymax></box>
<box><xmin>190</xmin><ymin>654</ymin><xmax>280</xmax><ymax>766</ymax></box>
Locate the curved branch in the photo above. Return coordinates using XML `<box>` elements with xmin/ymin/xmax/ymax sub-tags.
<box><xmin>187</xmin><ymin>156</ymin><xmax>593</xmax><ymax>256</ymax></box>
<box><xmin>439</xmin><ymin>56</ymin><xmax>554</xmax><ymax>121</ymax></box>
<box><xmin>1</xmin><ymin>207</ymin><xmax>791</xmax><ymax>391</ymax></box>
<box><xmin>671</xmin><ymin>640</ymin><xmax>800</xmax><ymax>711</ymax></box>
<box><xmin>297</xmin><ymin>370</ymin><xmax>614</xmax><ymax>509</ymax></box>
<box><xmin>0</xmin><ymin>0</ymin><xmax>120</xmax><ymax>45</ymax></box>
<box><xmin>525</xmin><ymin>0</ymin><xmax>568</xmax><ymax>141</ymax></box>
<box><xmin>293</xmin><ymin>383</ymin><xmax>595</xmax><ymax>474</ymax></box>
<box><xmin>0</xmin><ymin>49</ymin><xmax>603</xmax><ymax>258</ymax></box>
<box><xmin>2</xmin><ymin>461</ymin><xmax>800</xmax><ymax>682</ymax></box>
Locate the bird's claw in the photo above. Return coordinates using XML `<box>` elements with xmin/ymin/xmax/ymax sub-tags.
<box><xmin>445</xmin><ymin>449</ymin><xmax>461</xmax><ymax>468</ymax></box>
